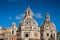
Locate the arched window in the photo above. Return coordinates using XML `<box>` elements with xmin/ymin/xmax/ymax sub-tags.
<box><xmin>34</xmin><ymin>22</ymin><xmax>35</xmax><ymax>24</ymax></box>
<box><xmin>25</xmin><ymin>34</ymin><xmax>28</xmax><ymax>37</ymax></box>
<box><xmin>54</xmin><ymin>33</ymin><xmax>55</xmax><ymax>37</ymax></box>
<box><xmin>25</xmin><ymin>21</ymin><xmax>29</xmax><ymax>25</ymax></box>
<box><xmin>47</xmin><ymin>26</ymin><xmax>48</xmax><ymax>27</ymax></box>
<box><xmin>41</xmin><ymin>33</ymin><xmax>43</xmax><ymax>37</ymax></box>
<box><xmin>12</xmin><ymin>31</ymin><xmax>14</xmax><ymax>34</ymax></box>
<box><xmin>27</xmin><ymin>22</ymin><xmax>28</xmax><ymax>24</ymax></box>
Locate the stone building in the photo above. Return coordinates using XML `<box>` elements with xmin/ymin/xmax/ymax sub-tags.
<box><xmin>11</xmin><ymin>22</ymin><xmax>16</xmax><ymax>35</ymax></box>
<box><xmin>9</xmin><ymin>22</ymin><xmax>17</xmax><ymax>40</ymax></box>
<box><xmin>17</xmin><ymin>6</ymin><xmax>40</xmax><ymax>40</ymax></box>
<box><xmin>0</xmin><ymin>26</ymin><xmax>11</xmax><ymax>40</ymax></box>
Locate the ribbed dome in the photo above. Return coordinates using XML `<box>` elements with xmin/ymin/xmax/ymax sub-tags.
<box><xmin>40</xmin><ymin>13</ymin><xmax>56</xmax><ymax>31</ymax></box>
<box><xmin>19</xmin><ymin>6</ymin><xmax>38</xmax><ymax>27</ymax></box>
<box><xmin>22</xmin><ymin>17</ymin><xmax>38</xmax><ymax>26</ymax></box>
<box><xmin>40</xmin><ymin>21</ymin><xmax>56</xmax><ymax>30</ymax></box>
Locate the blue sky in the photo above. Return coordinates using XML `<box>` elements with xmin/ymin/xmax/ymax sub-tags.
<box><xmin>0</xmin><ymin>0</ymin><xmax>60</xmax><ymax>32</ymax></box>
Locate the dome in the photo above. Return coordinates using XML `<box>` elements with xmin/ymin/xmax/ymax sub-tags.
<box><xmin>23</xmin><ymin>17</ymin><xmax>38</xmax><ymax>26</ymax></box>
<box><xmin>40</xmin><ymin>21</ymin><xmax>56</xmax><ymax>30</ymax></box>
<box><xmin>40</xmin><ymin>13</ymin><xmax>56</xmax><ymax>31</ymax></box>
<box><xmin>19</xmin><ymin>6</ymin><xmax>38</xmax><ymax>27</ymax></box>
<box><xmin>40</xmin><ymin>13</ymin><xmax>57</xmax><ymax>40</ymax></box>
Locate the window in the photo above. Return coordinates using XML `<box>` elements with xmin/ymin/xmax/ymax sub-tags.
<box><xmin>17</xmin><ymin>39</ymin><xmax>21</xmax><ymax>40</ymax></box>
<box><xmin>33</xmin><ymin>27</ymin><xmax>37</xmax><ymax>29</ymax></box>
<box><xmin>47</xmin><ymin>26</ymin><xmax>48</xmax><ymax>27</ymax></box>
<box><xmin>41</xmin><ymin>33</ymin><xmax>43</xmax><ymax>37</ymax></box>
<box><xmin>41</xmin><ymin>39</ymin><xmax>44</xmax><ymax>40</ymax></box>
<box><xmin>34</xmin><ymin>32</ymin><xmax>38</xmax><ymax>37</ymax></box>
<box><xmin>48</xmin><ymin>39</ymin><xmax>50</xmax><ymax>40</ymax></box>
<box><xmin>34</xmin><ymin>22</ymin><xmax>35</xmax><ymax>24</ymax></box>
<box><xmin>25</xmin><ymin>34</ymin><xmax>28</xmax><ymax>37</ymax></box>
<box><xmin>47</xmin><ymin>33</ymin><xmax>49</xmax><ymax>37</ymax></box>
<box><xmin>25</xmin><ymin>27</ymin><xmax>29</xmax><ymax>29</ymax></box>
<box><xmin>28</xmin><ymin>10</ymin><xmax>30</xmax><ymax>16</ymax></box>
<box><xmin>30</xmin><ymin>27</ymin><xmax>32</xmax><ymax>29</ymax></box>
<box><xmin>25</xmin><ymin>21</ymin><xmax>29</xmax><ymax>25</ymax></box>
<box><xmin>12</xmin><ymin>31</ymin><xmax>14</xmax><ymax>34</ymax></box>
<box><xmin>27</xmin><ymin>22</ymin><xmax>28</xmax><ymax>24</ymax></box>
<box><xmin>24</xmin><ymin>32</ymin><xmax>30</xmax><ymax>37</ymax></box>
<box><xmin>54</xmin><ymin>33</ymin><xmax>55</xmax><ymax>37</ymax></box>
<box><xmin>42</xmin><ymin>26</ymin><xmax>44</xmax><ymax>29</ymax></box>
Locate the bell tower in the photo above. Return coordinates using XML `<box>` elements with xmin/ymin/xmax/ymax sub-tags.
<box><xmin>9</xmin><ymin>23</ymin><xmax>17</xmax><ymax>40</ymax></box>
<box><xmin>11</xmin><ymin>22</ymin><xmax>16</xmax><ymax>35</ymax></box>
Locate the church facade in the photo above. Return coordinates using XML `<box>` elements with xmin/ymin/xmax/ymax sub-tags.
<box><xmin>0</xmin><ymin>6</ymin><xmax>57</xmax><ymax>40</ymax></box>
<box><xmin>16</xmin><ymin>7</ymin><xmax>40</xmax><ymax>40</ymax></box>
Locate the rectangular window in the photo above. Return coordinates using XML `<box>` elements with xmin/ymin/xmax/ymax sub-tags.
<box><xmin>47</xmin><ymin>33</ymin><xmax>49</xmax><ymax>37</ymax></box>
<box><xmin>54</xmin><ymin>33</ymin><xmax>55</xmax><ymax>37</ymax></box>
<box><xmin>34</xmin><ymin>32</ymin><xmax>38</xmax><ymax>37</ymax></box>
<box><xmin>41</xmin><ymin>33</ymin><xmax>43</xmax><ymax>37</ymax></box>
<box><xmin>12</xmin><ymin>31</ymin><xmax>14</xmax><ymax>34</ymax></box>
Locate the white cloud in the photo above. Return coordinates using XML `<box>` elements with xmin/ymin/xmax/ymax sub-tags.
<box><xmin>16</xmin><ymin>15</ymin><xmax>21</xmax><ymax>20</ymax></box>
<box><xmin>33</xmin><ymin>13</ymin><xmax>43</xmax><ymax>18</ymax></box>
<box><xmin>16</xmin><ymin>13</ymin><xmax>25</xmax><ymax>20</ymax></box>
<box><xmin>16</xmin><ymin>12</ymin><xmax>43</xmax><ymax>20</ymax></box>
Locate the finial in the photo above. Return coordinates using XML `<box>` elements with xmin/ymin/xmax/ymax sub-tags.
<box><xmin>46</xmin><ymin>12</ymin><xmax>49</xmax><ymax>15</ymax></box>
<box><xmin>12</xmin><ymin>22</ymin><xmax>16</xmax><ymax>25</ymax></box>
<box><xmin>28</xmin><ymin>5</ymin><xmax>29</xmax><ymax>8</ymax></box>
<box><xmin>45</xmin><ymin>12</ymin><xmax>50</xmax><ymax>21</ymax></box>
<box><xmin>27</xmin><ymin>5</ymin><xmax>30</xmax><ymax>9</ymax></box>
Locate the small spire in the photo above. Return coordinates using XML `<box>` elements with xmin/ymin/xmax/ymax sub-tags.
<box><xmin>28</xmin><ymin>5</ymin><xmax>29</xmax><ymax>8</ymax></box>
<box><xmin>45</xmin><ymin>12</ymin><xmax>50</xmax><ymax>21</ymax></box>
<box><xmin>27</xmin><ymin>5</ymin><xmax>30</xmax><ymax>9</ymax></box>
<box><xmin>12</xmin><ymin>22</ymin><xmax>16</xmax><ymax>25</ymax></box>
<box><xmin>46</xmin><ymin>12</ymin><xmax>49</xmax><ymax>15</ymax></box>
